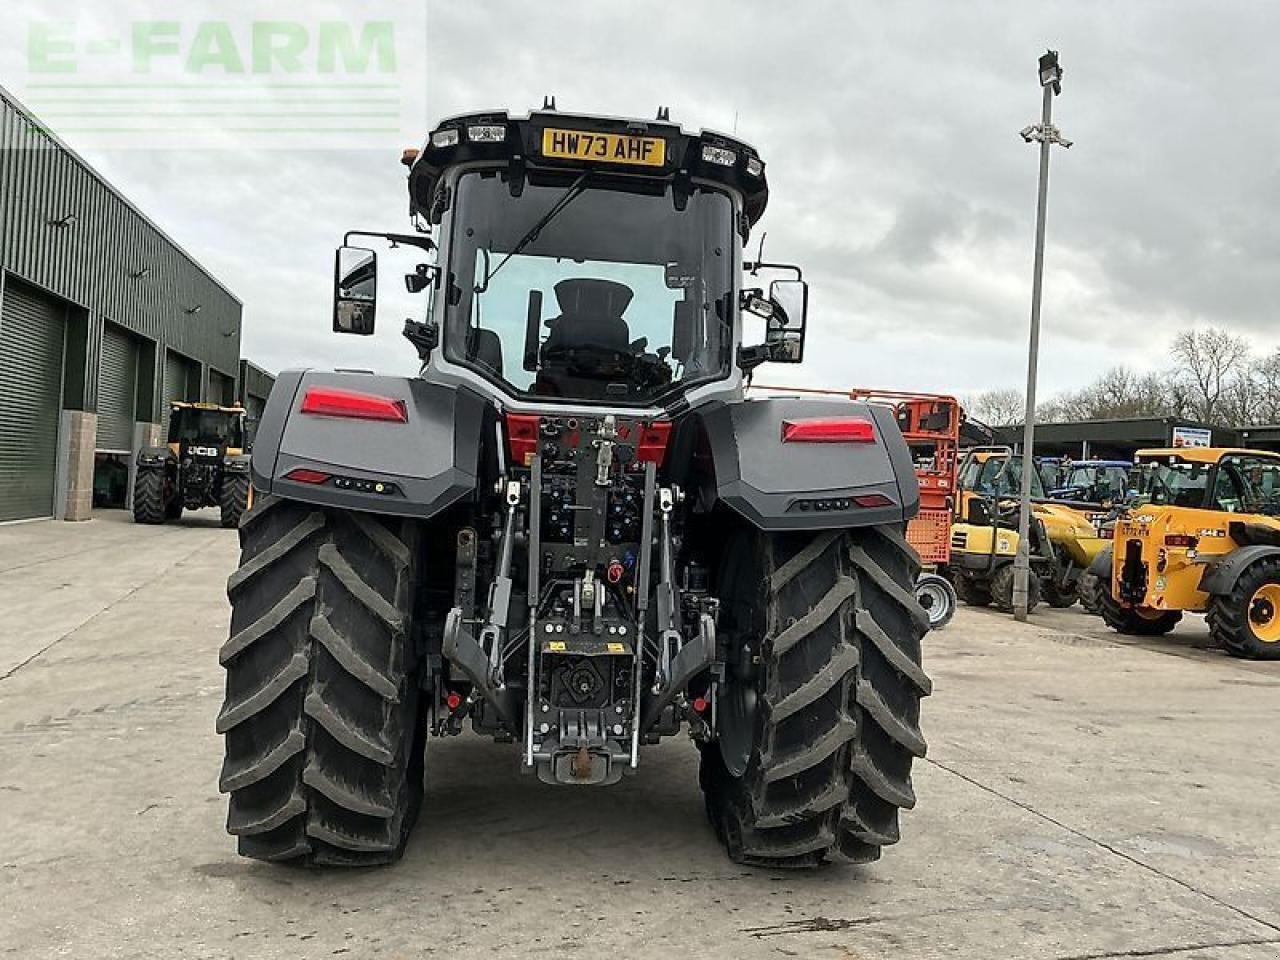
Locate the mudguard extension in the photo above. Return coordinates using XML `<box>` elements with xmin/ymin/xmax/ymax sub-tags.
<box><xmin>1087</xmin><ymin>545</ymin><xmax>1113</xmax><ymax>578</ymax></box>
<box><xmin>1199</xmin><ymin>545</ymin><xmax>1280</xmax><ymax>596</ymax></box>
<box><xmin>250</xmin><ymin>369</ymin><xmax>487</xmax><ymax>520</ymax></box>
<box><xmin>691</xmin><ymin>397</ymin><xmax>919</xmax><ymax>531</ymax></box>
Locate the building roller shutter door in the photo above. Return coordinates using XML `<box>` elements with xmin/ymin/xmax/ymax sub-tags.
<box><xmin>162</xmin><ymin>351</ymin><xmax>196</xmax><ymax>436</ymax></box>
<box><xmin>96</xmin><ymin>324</ymin><xmax>138</xmax><ymax>453</ymax></box>
<box><xmin>0</xmin><ymin>281</ymin><xmax>65</xmax><ymax>521</ymax></box>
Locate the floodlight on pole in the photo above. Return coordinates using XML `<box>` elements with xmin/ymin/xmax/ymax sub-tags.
<box><xmin>1012</xmin><ymin>49</ymin><xmax>1072</xmax><ymax>622</ymax></box>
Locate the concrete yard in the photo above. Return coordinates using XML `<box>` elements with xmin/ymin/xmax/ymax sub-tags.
<box><xmin>2</xmin><ymin>511</ymin><xmax>1279</xmax><ymax>960</ymax></box>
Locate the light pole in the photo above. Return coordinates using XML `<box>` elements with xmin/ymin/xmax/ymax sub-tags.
<box><xmin>1012</xmin><ymin>49</ymin><xmax>1072</xmax><ymax>621</ymax></box>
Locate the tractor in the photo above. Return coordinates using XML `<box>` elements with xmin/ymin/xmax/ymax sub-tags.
<box><xmin>1088</xmin><ymin>447</ymin><xmax>1280</xmax><ymax>658</ymax></box>
<box><xmin>216</xmin><ymin>107</ymin><xmax>931</xmax><ymax>868</ymax></box>
<box><xmin>134</xmin><ymin>401</ymin><xmax>251</xmax><ymax>527</ymax></box>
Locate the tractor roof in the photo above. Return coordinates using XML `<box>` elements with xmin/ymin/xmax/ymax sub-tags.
<box><xmin>406</xmin><ymin>108</ymin><xmax>769</xmax><ymax>235</ymax></box>
<box><xmin>1136</xmin><ymin>447</ymin><xmax>1280</xmax><ymax>464</ymax></box>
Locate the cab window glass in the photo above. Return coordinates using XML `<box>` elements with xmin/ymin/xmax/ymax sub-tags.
<box><xmin>1215</xmin><ymin>455</ymin><xmax>1280</xmax><ymax>514</ymax></box>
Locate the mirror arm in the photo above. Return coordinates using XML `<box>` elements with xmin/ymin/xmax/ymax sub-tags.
<box><xmin>343</xmin><ymin>229</ymin><xmax>436</xmax><ymax>252</ymax></box>
<box><xmin>741</xmin><ymin>260</ymin><xmax>803</xmax><ymax>281</ymax></box>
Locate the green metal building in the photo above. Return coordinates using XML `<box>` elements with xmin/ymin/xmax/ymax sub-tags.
<box><xmin>1</xmin><ymin>86</ymin><xmax>271</xmax><ymax>521</ymax></box>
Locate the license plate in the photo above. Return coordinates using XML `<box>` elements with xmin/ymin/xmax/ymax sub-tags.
<box><xmin>541</xmin><ymin>128</ymin><xmax>665</xmax><ymax>166</ymax></box>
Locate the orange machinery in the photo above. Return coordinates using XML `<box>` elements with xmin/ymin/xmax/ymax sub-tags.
<box><xmin>754</xmin><ymin>385</ymin><xmax>963</xmax><ymax>627</ymax></box>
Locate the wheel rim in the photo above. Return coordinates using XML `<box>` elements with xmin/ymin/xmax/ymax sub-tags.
<box><xmin>718</xmin><ymin>678</ymin><xmax>756</xmax><ymax>778</ymax></box>
<box><xmin>915</xmin><ymin>579</ymin><xmax>953</xmax><ymax>627</ymax></box>
<box><xmin>1248</xmin><ymin>583</ymin><xmax>1280</xmax><ymax>643</ymax></box>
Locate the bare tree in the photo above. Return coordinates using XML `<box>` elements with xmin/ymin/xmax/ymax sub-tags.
<box><xmin>964</xmin><ymin>388</ymin><xmax>1026</xmax><ymax>426</ymax></box>
<box><xmin>1171</xmin><ymin>328</ymin><xmax>1253</xmax><ymax>422</ymax></box>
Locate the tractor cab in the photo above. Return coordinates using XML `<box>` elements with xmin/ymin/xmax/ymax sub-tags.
<box><xmin>167</xmin><ymin>402</ymin><xmax>246</xmax><ymax>459</ymax></box>
<box><xmin>1048</xmin><ymin>459</ymin><xmax>1132</xmax><ymax>506</ymax></box>
<box><xmin>333</xmin><ymin>109</ymin><xmax>807</xmax><ymax>412</ymax></box>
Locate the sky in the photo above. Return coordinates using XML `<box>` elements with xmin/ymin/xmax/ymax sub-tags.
<box><xmin>3</xmin><ymin>1</ymin><xmax>1278</xmax><ymax>399</ymax></box>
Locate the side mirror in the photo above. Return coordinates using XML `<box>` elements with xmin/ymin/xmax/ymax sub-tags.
<box><xmin>333</xmin><ymin>245</ymin><xmax>377</xmax><ymax>335</ymax></box>
<box><xmin>764</xmin><ymin>279</ymin><xmax>807</xmax><ymax>363</ymax></box>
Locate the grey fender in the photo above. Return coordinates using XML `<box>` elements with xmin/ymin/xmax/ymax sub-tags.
<box><xmin>687</xmin><ymin>396</ymin><xmax>919</xmax><ymax>531</ymax></box>
<box><xmin>1087</xmin><ymin>545</ymin><xmax>1113</xmax><ymax>578</ymax></box>
<box><xmin>250</xmin><ymin>369</ymin><xmax>488</xmax><ymax>520</ymax></box>
<box><xmin>1198</xmin><ymin>545</ymin><xmax>1280</xmax><ymax>596</ymax></box>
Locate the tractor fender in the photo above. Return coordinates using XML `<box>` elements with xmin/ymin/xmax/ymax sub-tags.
<box><xmin>136</xmin><ymin>446</ymin><xmax>174</xmax><ymax>469</ymax></box>
<box><xmin>1198</xmin><ymin>545</ymin><xmax>1280</xmax><ymax>596</ymax></box>
<box><xmin>222</xmin><ymin>453</ymin><xmax>251</xmax><ymax>475</ymax></box>
<box><xmin>685</xmin><ymin>396</ymin><xmax>918</xmax><ymax>532</ymax></box>
<box><xmin>1087</xmin><ymin>545</ymin><xmax>1113</xmax><ymax>578</ymax></box>
<box><xmin>250</xmin><ymin>369</ymin><xmax>487</xmax><ymax>520</ymax></box>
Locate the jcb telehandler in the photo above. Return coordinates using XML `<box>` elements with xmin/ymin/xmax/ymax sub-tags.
<box><xmin>216</xmin><ymin>107</ymin><xmax>932</xmax><ymax>868</ymax></box>
<box><xmin>949</xmin><ymin>448</ymin><xmax>1105</xmax><ymax>610</ymax></box>
<box><xmin>1089</xmin><ymin>447</ymin><xmax>1280</xmax><ymax>659</ymax></box>
<box><xmin>134</xmin><ymin>401</ymin><xmax>251</xmax><ymax>527</ymax></box>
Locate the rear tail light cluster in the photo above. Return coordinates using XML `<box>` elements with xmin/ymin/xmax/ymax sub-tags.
<box><xmin>1164</xmin><ymin>533</ymin><xmax>1199</xmax><ymax>548</ymax></box>
<box><xmin>301</xmin><ymin>386</ymin><xmax>407</xmax><ymax>423</ymax></box>
<box><xmin>781</xmin><ymin>417</ymin><xmax>876</xmax><ymax>443</ymax></box>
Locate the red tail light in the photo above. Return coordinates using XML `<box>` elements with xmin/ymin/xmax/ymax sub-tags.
<box><xmin>636</xmin><ymin>421</ymin><xmax>672</xmax><ymax>465</ymax></box>
<box><xmin>1101</xmin><ymin>526</ymin><xmax>1115</xmax><ymax>539</ymax></box>
<box><xmin>301</xmin><ymin>386</ymin><xmax>407</xmax><ymax>423</ymax></box>
<box><xmin>1164</xmin><ymin>533</ymin><xmax>1198</xmax><ymax>548</ymax></box>
<box><xmin>781</xmin><ymin>417</ymin><xmax>876</xmax><ymax>443</ymax></box>
<box><xmin>505</xmin><ymin>414</ymin><xmax>540</xmax><ymax>466</ymax></box>
<box><xmin>285</xmin><ymin>468</ymin><xmax>331</xmax><ymax>485</ymax></box>
<box><xmin>853</xmin><ymin>493</ymin><xmax>894</xmax><ymax>508</ymax></box>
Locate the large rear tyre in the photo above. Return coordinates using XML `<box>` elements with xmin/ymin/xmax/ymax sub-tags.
<box><xmin>220</xmin><ymin>473</ymin><xmax>250</xmax><ymax>529</ymax></box>
<box><xmin>990</xmin><ymin>564</ymin><xmax>1040</xmax><ymax>613</ymax></box>
<box><xmin>953</xmin><ymin>574</ymin><xmax>992</xmax><ymax>607</ymax></box>
<box><xmin>1042</xmin><ymin>581</ymin><xmax>1078</xmax><ymax>609</ymax></box>
<box><xmin>132</xmin><ymin>468</ymin><xmax>167</xmax><ymax>524</ymax></box>
<box><xmin>1207</xmin><ymin>559</ymin><xmax>1280</xmax><ymax>660</ymax></box>
<box><xmin>1079</xmin><ymin>571</ymin><xmax>1103</xmax><ymax>615</ymax></box>
<box><xmin>701</xmin><ymin>526</ymin><xmax>931</xmax><ymax>868</ymax></box>
<box><xmin>217</xmin><ymin>495</ymin><xmax>425</xmax><ymax>865</ymax></box>
<box><xmin>915</xmin><ymin>572</ymin><xmax>957</xmax><ymax>629</ymax></box>
<box><xmin>1098</xmin><ymin>586</ymin><xmax>1181</xmax><ymax>636</ymax></box>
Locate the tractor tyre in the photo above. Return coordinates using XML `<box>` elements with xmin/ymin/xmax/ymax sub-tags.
<box><xmin>217</xmin><ymin>494</ymin><xmax>425</xmax><ymax>866</ymax></box>
<box><xmin>1042</xmin><ymin>581</ymin><xmax>1078</xmax><ymax>609</ymax></box>
<box><xmin>132</xmin><ymin>468</ymin><xmax>167</xmax><ymax>525</ymax></box>
<box><xmin>701</xmin><ymin>525</ymin><xmax>931</xmax><ymax>868</ymax></box>
<box><xmin>915</xmin><ymin>572</ymin><xmax>957</xmax><ymax>629</ymax></box>
<box><xmin>1079</xmin><ymin>572</ymin><xmax>1103</xmax><ymax>615</ymax></box>
<box><xmin>990</xmin><ymin>564</ymin><xmax>1040</xmax><ymax>613</ymax></box>
<box><xmin>1206</xmin><ymin>559</ymin><xmax>1280</xmax><ymax>660</ymax></box>
<box><xmin>953</xmin><ymin>575</ymin><xmax>992</xmax><ymax>607</ymax></box>
<box><xmin>1098</xmin><ymin>586</ymin><xmax>1181</xmax><ymax>636</ymax></box>
<box><xmin>220</xmin><ymin>473</ymin><xmax>251</xmax><ymax>529</ymax></box>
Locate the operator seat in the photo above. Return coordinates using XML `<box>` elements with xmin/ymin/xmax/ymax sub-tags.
<box><xmin>467</xmin><ymin>327</ymin><xmax>504</xmax><ymax>377</ymax></box>
<box><xmin>542</xmin><ymin>278</ymin><xmax>633</xmax><ymax>354</ymax></box>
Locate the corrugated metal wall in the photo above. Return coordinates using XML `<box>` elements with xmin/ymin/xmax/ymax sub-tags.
<box><xmin>0</xmin><ymin>88</ymin><xmax>242</xmax><ymax>421</ymax></box>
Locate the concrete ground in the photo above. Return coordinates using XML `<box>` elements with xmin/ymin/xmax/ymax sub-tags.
<box><xmin>2</xmin><ymin>511</ymin><xmax>1279</xmax><ymax>960</ymax></box>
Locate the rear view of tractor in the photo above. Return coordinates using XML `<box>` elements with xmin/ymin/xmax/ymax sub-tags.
<box><xmin>215</xmin><ymin>107</ymin><xmax>931</xmax><ymax>868</ymax></box>
<box><xmin>1090</xmin><ymin>447</ymin><xmax>1280</xmax><ymax>658</ymax></box>
<box><xmin>134</xmin><ymin>402</ymin><xmax>251</xmax><ymax>527</ymax></box>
